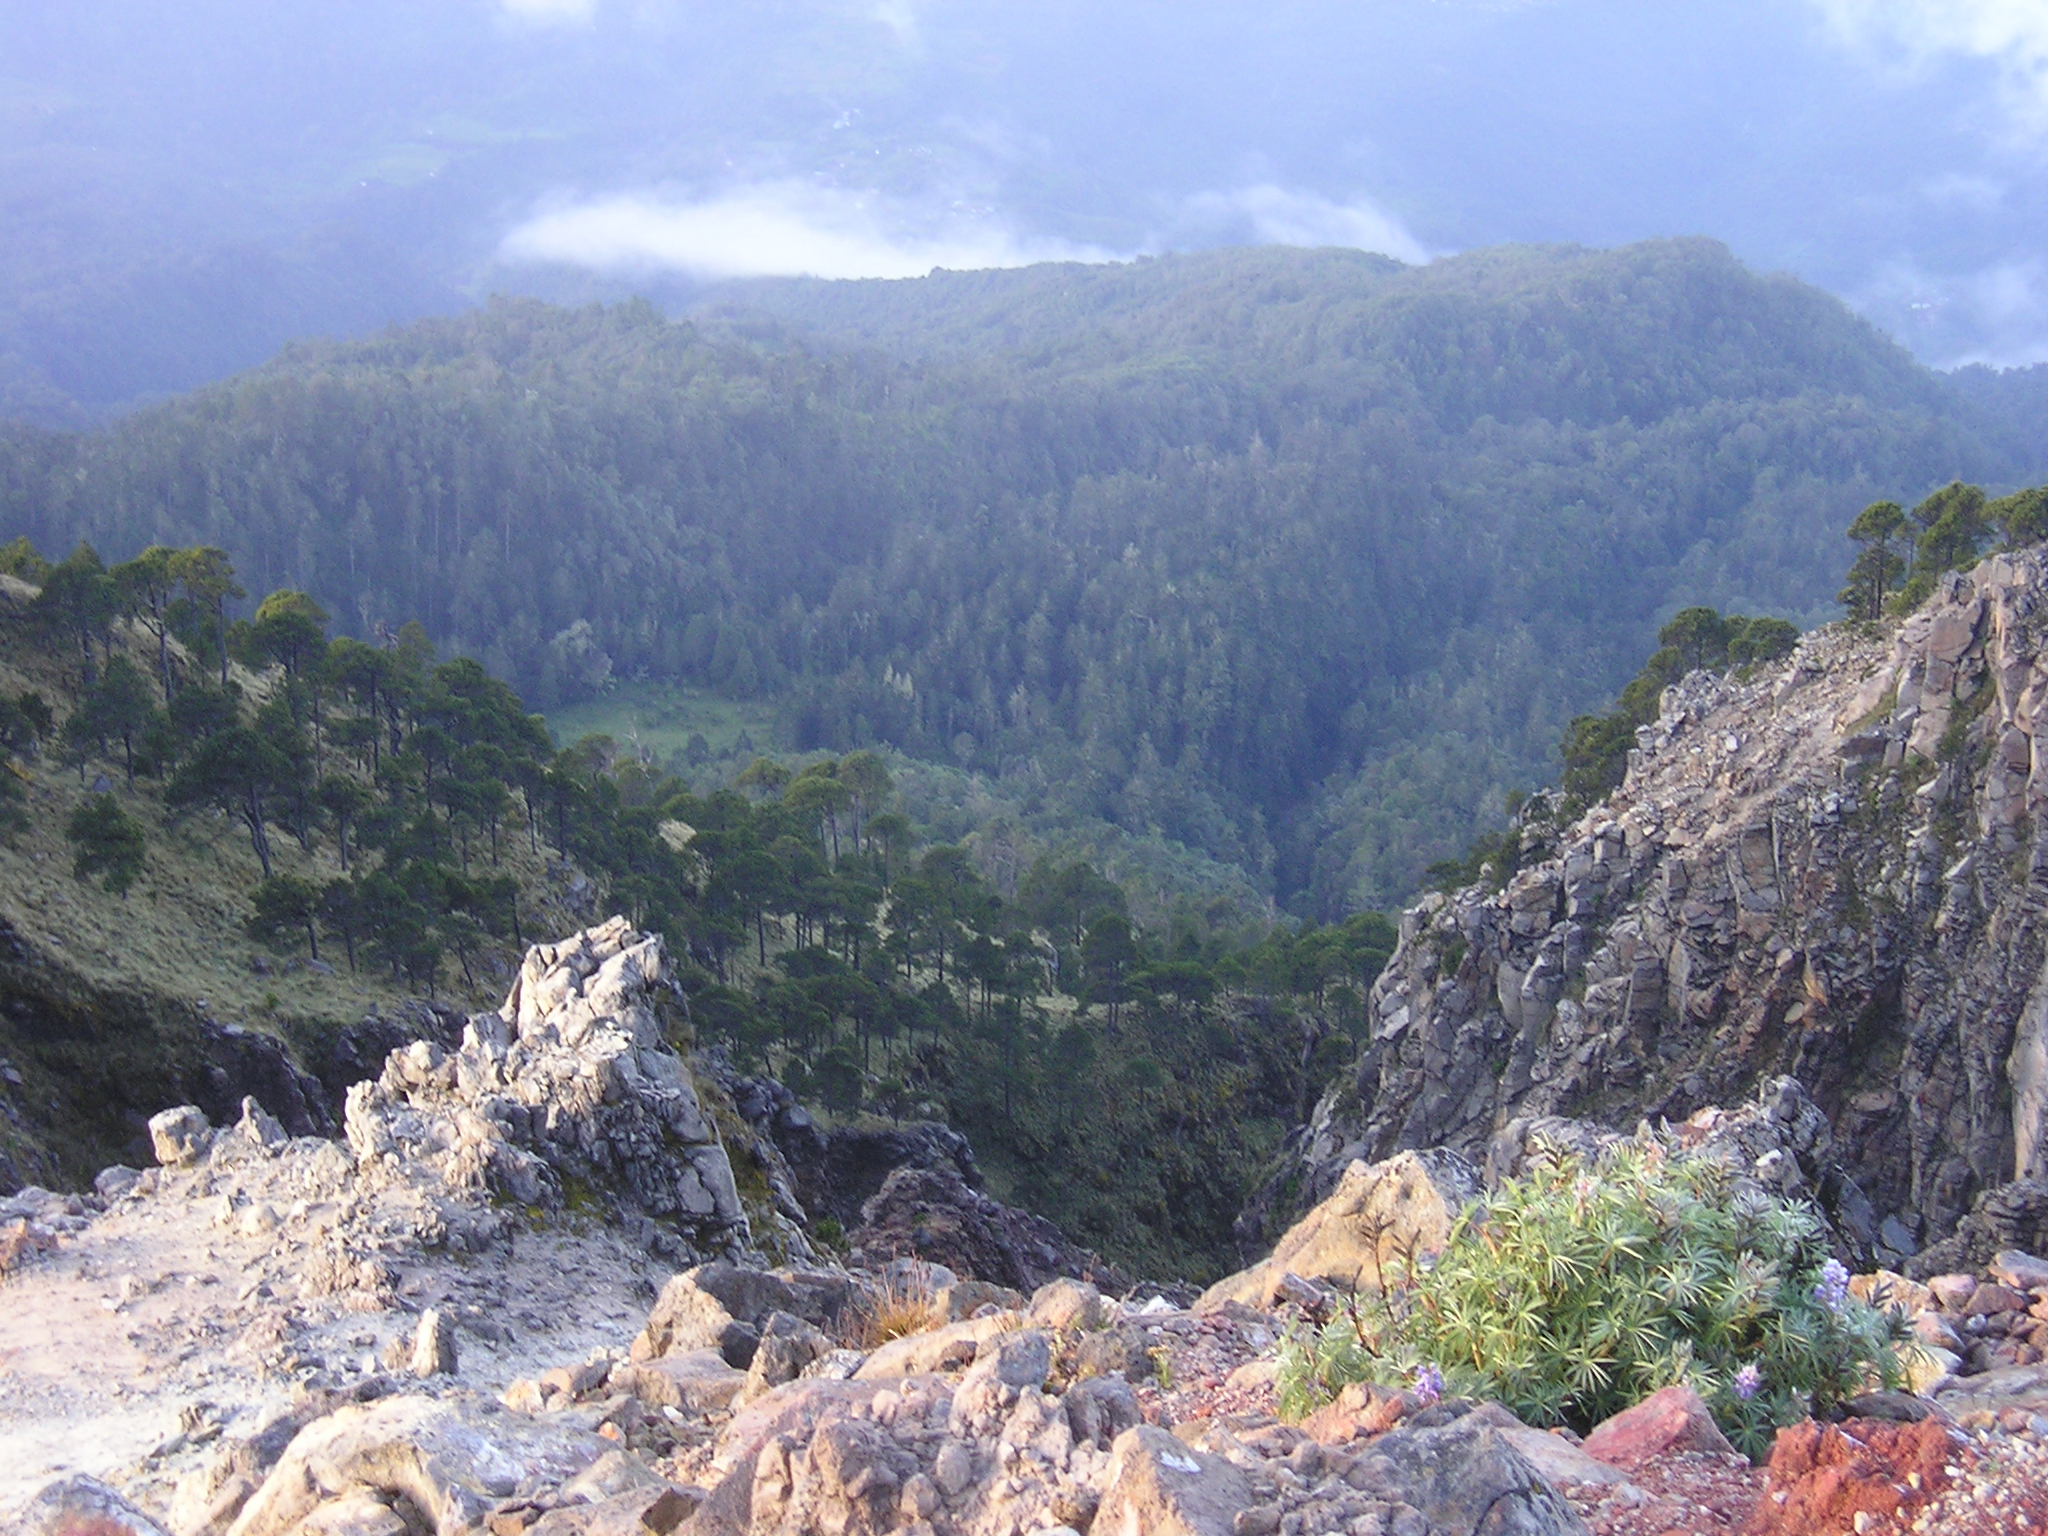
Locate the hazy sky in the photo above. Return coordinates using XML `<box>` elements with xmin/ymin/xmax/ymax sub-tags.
<box><xmin>4</xmin><ymin>0</ymin><xmax>2048</xmax><ymax>415</ymax></box>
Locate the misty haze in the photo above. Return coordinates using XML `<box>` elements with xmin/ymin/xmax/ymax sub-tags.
<box><xmin>7</xmin><ymin>2</ymin><xmax>2048</xmax><ymax>1527</ymax></box>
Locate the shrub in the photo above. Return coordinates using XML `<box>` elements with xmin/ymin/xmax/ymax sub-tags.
<box><xmin>66</xmin><ymin>792</ymin><xmax>145</xmax><ymax>895</ymax></box>
<box><xmin>1276</xmin><ymin>1142</ymin><xmax>1906</xmax><ymax>1460</ymax></box>
<box><xmin>846</xmin><ymin>1266</ymin><xmax>941</xmax><ymax>1348</ymax></box>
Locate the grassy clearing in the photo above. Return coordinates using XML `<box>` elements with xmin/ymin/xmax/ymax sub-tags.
<box><xmin>544</xmin><ymin>682</ymin><xmax>780</xmax><ymax>766</ymax></box>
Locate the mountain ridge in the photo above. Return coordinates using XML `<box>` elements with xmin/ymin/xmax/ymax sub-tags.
<box><xmin>5</xmin><ymin>239</ymin><xmax>2044</xmax><ymax>913</ymax></box>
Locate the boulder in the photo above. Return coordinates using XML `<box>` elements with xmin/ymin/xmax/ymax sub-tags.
<box><xmin>852</xmin><ymin>1312</ymin><xmax>1018</xmax><ymax>1380</ymax></box>
<box><xmin>932</xmin><ymin>1279</ymin><xmax>1025</xmax><ymax>1322</ymax></box>
<box><xmin>1349</xmin><ymin>1414</ymin><xmax>1588</xmax><ymax>1535</ymax></box>
<box><xmin>713</xmin><ymin>1376</ymin><xmax>942</xmax><ymax>1477</ymax></box>
<box><xmin>1991</xmin><ymin>1249</ymin><xmax>2048</xmax><ymax>1290</ymax></box>
<box><xmin>614</xmin><ymin>1350</ymin><xmax>748</xmax><ymax>1414</ymax></box>
<box><xmin>529</xmin><ymin>1486</ymin><xmax>696</xmax><ymax>1536</ymax></box>
<box><xmin>224</xmin><ymin>1396</ymin><xmax>602</xmax><ymax>1536</ymax></box>
<box><xmin>749</xmin><ymin>1415</ymin><xmax>922</xmax><ymax>1536</ymax></box>
<box><xmin>149</xmin><ymin>1105</ymin><xmax>213</xmax><ymax>1167</ymax></box>
<box><xmin>1066</xmin><ymin>1374</ymin><xmax>1143</xmax><ymax>1449</ymax></box>
<box><xmin>848</xmin><ymin>1163</ymin><xmax>1128</xmax><ymax>1293</ymax></box>
<box><xmin>1493</xmin><ymin>1426</ymin><xmax>1630</xmax><ymax>1489</ymax></box>
<box><xmin>94</xmin><ymin>1165</ymin><xmax>143</xmax><ymax>1202</ymax></box>
<box><xmin>737</xmin><ymin>1312</ymin><xmax>834</xmax><ymax>1405</ymax></box>
<box><xmin>342</xmin><ymin>919</ymin><xmax>745</xmax><ymax>1253</ymax></box>
<box><xmin>1027</xmin><ymin>1277</ymin><xmax>1108</xmax><ymax>1332</ymax></box>
<box><xmin>16</xmin><ymin>1475</ymin><xmax>174</xmax><ymax>1536</ymax></box>
<box><xmin>1579</xmin><ymin>1384</ymin><xmax>1736</xmax><ymax>1466</ymax></box>
<box><xmin>633</xmin><ymin>1264</ymin><xmax>799</xmax><ymax>1366</ymax></box>
<box><xmin>948</xmin><ymin>1328</ymin><xmax>1052</xmax><ymax>1434</ymax></box>
<box><xmin>1199</xmin><ymin>1150</ymin><xmax>1479</xmax><ymax>1309</ymax></box>
<box><xmin>1093</xmin><ymin>1424</ymin><xmax>1253</xmax><ymax>1536</ymax></box>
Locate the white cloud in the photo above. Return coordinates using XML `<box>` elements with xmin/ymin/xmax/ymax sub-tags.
<box><xmin>1812</xmin><ymin>0</ymin><xmax>2048</xmax><ymax>126</ymax></box>
<box><xmin>1174</xmin><ymin>186</ymin><xmax>1430</xmax><ymax>264</ymax></box>
<box><xmin>873</xmin><ymin>1</ymin><xmax>923</xmax><ymax>49</ymax></box>
<box><xmin>500</xmin><ymin>183</ymin><xmax>1114</xmax><ymax>281</ymax></box>
<box><xmin>1855</xmin><ymin>254</ymin><xmax>2048</xmax><ymax>366</ymax></box>
<box><xmin>498</xmin><ymin>0</ymin><xmax>599</xmax><ymax>21</ymax></box>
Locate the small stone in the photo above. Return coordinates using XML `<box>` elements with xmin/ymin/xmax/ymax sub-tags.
<box><xmin>931</xmin><ymin>1440</ymin><xmax>975</xmax><ymax>1499</ymax></box>
<box><xmin>411</xmin><ymin>1308</ymin><xmax>457</xmax><ymax>1378</ymax></box>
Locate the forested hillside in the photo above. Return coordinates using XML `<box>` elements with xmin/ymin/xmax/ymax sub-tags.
<box><xmin>3</xmin><ymin>240</ymin><xmax>2041</xmax><ymax>912</ymax></box>
<box><xmin>0</xmin><ymin>540</ymin><xmax>1384</xmax><ymax>1277</ymax></box>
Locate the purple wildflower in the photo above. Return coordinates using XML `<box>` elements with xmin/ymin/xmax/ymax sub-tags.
<box><xmin>1414</xmin><ymin>1363</ymin><xmax>1444</xmax><ymax>1406</ymax></box>
<box><xmin>1732</xmin><ymin>1364</ymin><xmax>1762</xmax><ymax>1401</ymax></box>
<box><xmin>1812</xmin><ymin>1258</ymin><xmax>1851</xmax><ymax>1314</ymax></box>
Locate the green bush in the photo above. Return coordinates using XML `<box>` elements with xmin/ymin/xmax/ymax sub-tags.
<box><xmin>1276</xmin><ymin>1143</ymin><xmax>1906</xmax><ymax>1460</ymax></box>
<box><xmin>66</xmin><ymin>792</ymin><xmax>145</xmax><ymax>895</ymax></box>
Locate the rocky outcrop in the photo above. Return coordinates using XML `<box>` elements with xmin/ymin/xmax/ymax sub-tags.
<box><xmin>847</xmin><ymin>1164</ymin><xmax>1131</xmax><ymax>1295</ymax></box>
<box><xmin>1200</xmin><ymin>1150</ymin><xmax>1478</xmax><ymax>1310</ymax></box>
<box><xmin>708</xmin><ymin>1061</ymin><xmax>978</xmax><ymax>1231</ymax></box>
<box><xmin>1264</xmin><ymin>551</ymin><xmax>2048</xmax><ymax>1266</ymax></box>
<box><xmin>343</xmin><ymin>917</ymin><xmax>745</xmax><ymax>1257</ymax></box>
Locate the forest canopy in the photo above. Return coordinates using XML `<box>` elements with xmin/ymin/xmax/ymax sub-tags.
<box><xmin>3</xmin><ymin>240</ymin><xmax>2043</xmax><ymax>914</ymax></box>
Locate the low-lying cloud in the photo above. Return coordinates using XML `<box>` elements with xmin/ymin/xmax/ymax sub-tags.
<box><xmin>501</xmin><ymin>184</ymin><xmax>1112</xmax><ymax>281</ymax></box>
<box><xmin>502</xmin><ymin>180</ymin><xmax>1433</xmax><ymax>285</ymax></box>
<box><xmin>1857</xmin><ymin>254</ymin><xmax>2048</xmax><ymax>367</ymax></box>
<box><xmin>1813</xmin><ymin>0</ymin><xmax>2048</xmax><ymax>127</ymax></box>
<box><xmin>1174</xmin><ymin>186</ymin><xmax>1431</xmax><ymax>265</ymax></box>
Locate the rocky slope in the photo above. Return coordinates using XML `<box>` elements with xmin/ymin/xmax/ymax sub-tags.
<box><xmin>1256</xmin><ymin>549</ymin><xmax>2048</xmax><ymax>1275</ymax></box>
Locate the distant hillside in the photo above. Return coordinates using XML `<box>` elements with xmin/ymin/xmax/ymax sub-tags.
<box><xmin>3</xmin><ymin>240</ymin><xmax>2041</xmax><ymax>911</ymax></box>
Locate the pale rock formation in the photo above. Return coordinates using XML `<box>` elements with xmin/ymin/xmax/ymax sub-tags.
<box><xmin>344</xmin><ymin>917</ymin><xmax>744</xmax><ymax>1255</ymax></box>
<box><xmin>1259</xmin><ymin>552</ymin><xmax>2048</xmax><ymax>1269</ymax></box>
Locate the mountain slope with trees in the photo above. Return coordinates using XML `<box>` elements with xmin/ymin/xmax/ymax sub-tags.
<box><xmin>3</xmin><ymin>240</ymin><xmax>2042</xmax><ymax>914</ymax></box>
<box><xmin>0</xmin><ymin>539</ymin><xmax>1384</xmax><ymax>1278</ymax></box>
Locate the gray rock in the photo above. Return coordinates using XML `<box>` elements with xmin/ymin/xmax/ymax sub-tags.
<box><xmin>738</xmin><ymin>1311</ymin><xmax>833</xmax><ymax>1404</ymax></box>
<box><xmin>17</xmin><ymin>1474</ymin><xmax>173</xmax><ymax>1536</ymax></box>
<box><xmin>149</xmin><ymin>1105</ymin><xmax>212</xmax><ymax>1167</ymax></box>
<box><xmin>1990</xmin><ymin>1248</ymin><xmax>2048</xmax><ymax>1290</ymax></box>
<box><xmin>410</xmin><ymin>1308</ymin><xmax>457</xmax><ymax>1378</ymax></box>
<box><xmin>1066</xmin><ymin>1374</ymin><xmax>1142</xmax><ymax>1449</ymax></box>
<box><xmin>1241</xmin><ymin>556</ymin><xmax>2048</xmax><ymax>1265</ymax></box>
<box><xmin>93</xmin><ymin>1164</ymin><xmax>142</xmax><ymax>1201</ymax></box>
<box><xmin>342</xmin><ymin>919</ymin><xmax>745</xmax><ymax>1252</ymax></box>
<box><xmin>1352</xmin><ymin>1416</ymin><xmax>1588</xmax><ymax>1535</ymax></box>
<box><xmin>1094</xmin><ymin>1424</ymin><xmax>1253</xmax><ymax>1536</ymax></box>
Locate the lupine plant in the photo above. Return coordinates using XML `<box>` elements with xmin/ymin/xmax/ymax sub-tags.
<box><xmin>1276</xmin><ymin>1141</ymin><xmax>1908</xmax><ymax>1459</ymax></box>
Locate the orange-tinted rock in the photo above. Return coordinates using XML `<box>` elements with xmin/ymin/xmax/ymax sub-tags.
<box><xmin>1300</xmin><ymin>1382</ymin><xmax>1409</xmax><ymax>1445</ymax></box>
<box><xmin>1965</xmin><ymin>1283</ymin><xmax>2028</xmax><ymax>1315</ymax></box>
<box><xmin>1742</xmin><ymin>1417</ymin><xmax>1955</xmax><ymax>1536</ymax></box>
<box><xmin>1581</xmin><ymin>1384</ymin><xmax>1736</xmax><ymax>1466</ymax></box>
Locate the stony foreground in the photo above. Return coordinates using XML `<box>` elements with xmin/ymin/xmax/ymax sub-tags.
<box><xmin>13</xmin><ymin>919</ymin><xmax>2048</xmax><ymax>1536</ymax></box>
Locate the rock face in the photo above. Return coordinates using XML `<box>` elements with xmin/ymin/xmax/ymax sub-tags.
<box><xmin>848</xmin><ymin>1164</ymin><xmax>1130</xmax><ymax>1294</ymax></box>
<box><xmin>1263</xmin><ymin>552</ymin><xmax>2048</xmax><ymax>1264</ymax></box>
<box><xmin>1201</xmin><ymin>1150</ymin><xmax>1478</xmax><ymax>1309</ymax></box>
<box><xmin>343</xmin><ymin>917</ymin><xmax>745</xmax><ymax>1256</ymax></box>
<box><xmin>714</xmin><ymin>1066</ymin><xmax>980</xmax><ymax>1231</ymax></box>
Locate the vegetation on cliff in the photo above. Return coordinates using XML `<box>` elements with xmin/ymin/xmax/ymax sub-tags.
<box><xmin>1277</xmin><ymin>1145</ymin><xmax>1908</xmax><ymax>1459</ymax></box>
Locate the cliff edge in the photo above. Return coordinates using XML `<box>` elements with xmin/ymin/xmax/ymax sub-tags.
<box><xmin>1261</xmin><ymin>547</ymin><xmax>2048</xmax><ymax>1273</ymax></box>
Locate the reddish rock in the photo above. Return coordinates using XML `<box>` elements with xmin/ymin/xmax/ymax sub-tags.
<box><xmin>1742</xmin><ymin>1417</ymin><xmax>1955</xmax><ymax>1536</ymax></box>
<box><xmin>1965</xmin><ymin>1282</ymin><xmax>2028</xmax><ymax>1315</ymax></box>
<box><xmin>1581</xmin><ymin>1384</ymin><xmax>1736</xmax><ymax>1466</ymax></box>
<box><xmin>1300</xmin><ymin>1382</ymin><xmax>1409</xmax><ymax>1445</ymax></box>
<box><xmin>0</xmin><ymin>1218</ymin><xmax>55</xmax><ymax>1274</ymax></box>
